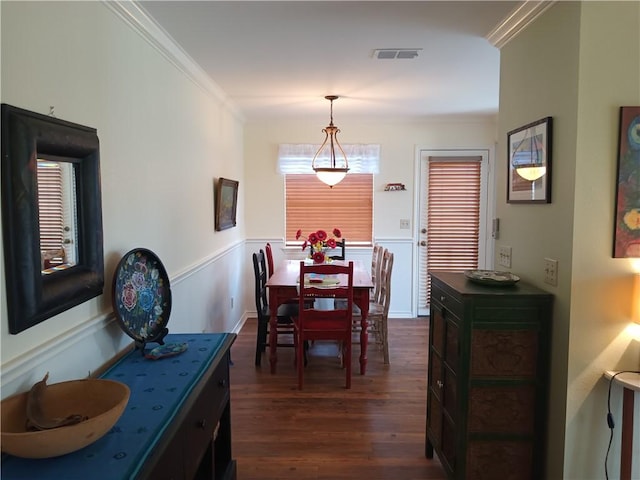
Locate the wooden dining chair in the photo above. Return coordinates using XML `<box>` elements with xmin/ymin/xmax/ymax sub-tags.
<box><xmin>369</xmin><ymin>249</ymin><xmax>393</xmax><ymax>364</ymax></box>
<box><xmin>307</xmin><ymin>238</ymin><xmax>346</xmax><ymax>260</ymax></box>
<box><xmin>253</xmin><ymin>250</ymin><xmax>298</xmax><ymax>366</ymax></box>
<box><xmin>371</xmin><ymin>243</ymin><xmax>383</xmax><ymax>302</ymax></box>
<box><xmin>329</xmin><ymin>238</ymin><xmax>346</xmax><ymax>260</ymax></box>
<box><xmin>265</xmin><ymin>242</ymin><xmax>275</xmax><ymax>278</ymax></box>
<box><xmin>352</xmin><ymin>248</ymin><xmax>394</xmax><ymax>364</ymax></box>
<box><xmin>295</xmin><ymin>261</ymin><xmax>354</xmax><ymax>389</ymax></box>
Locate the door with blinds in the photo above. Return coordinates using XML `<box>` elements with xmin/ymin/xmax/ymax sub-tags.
<box><xmin>417</xmin><ymin>150</ymin><xmax>491</xmax><ymax>316</ymax></box>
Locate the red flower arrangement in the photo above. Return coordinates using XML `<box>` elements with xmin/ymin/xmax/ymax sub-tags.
<box><xmin>296</xmin><ymin>228</ymin><xmax>342</xmax><ymax>264</ymax></box>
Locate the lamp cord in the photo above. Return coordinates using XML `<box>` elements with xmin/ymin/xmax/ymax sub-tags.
<box><xmin>605</xmin><ymin>370</ymin><xmax>640</xmax><ymax>480</ymax></box>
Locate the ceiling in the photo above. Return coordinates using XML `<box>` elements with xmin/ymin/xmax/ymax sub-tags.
<box><xmin>138</xmin><ymin>1</ymin><xmax>521</xmax><ymax>122</ymax></box>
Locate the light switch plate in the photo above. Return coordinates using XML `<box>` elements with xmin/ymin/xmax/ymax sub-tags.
<box><xmin>544</xmin><ymin>258</ymin><xmax>558</xmax><ymax>286</ymax></box>
<box><xmin>498</xmin><ymin>246</ymin><xmax>512</xmax><ymax>268</ymax></box>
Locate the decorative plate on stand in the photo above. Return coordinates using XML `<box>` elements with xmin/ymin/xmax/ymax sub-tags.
<box><xmin>464</xmin><ymin>269</ymin><xmax>520</xmax><ymax>287</ymax></box>
<box><xmin>112</xmin><ymin>248</ymin><xmax>172</xmax><ymax>352</ymax></box>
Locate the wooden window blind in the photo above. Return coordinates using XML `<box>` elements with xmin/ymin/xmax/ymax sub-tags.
<box><xmin>425</xmin><ymin>157</ymin><xmax>481</xmax><ymax>298</ymax></box>
<box><xmin>37</xmin><ymin>161</ymin><xmax>65</xmax><ymax>253</ymax></box>
<box><xmin>285</xmin><ymin>174</ymin><xmax>373</xmax><ymax>245</ymax></box>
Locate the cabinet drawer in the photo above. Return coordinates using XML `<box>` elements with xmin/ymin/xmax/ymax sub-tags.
<box><xmin>470</xmin><ymin>330</ymin><xmax>538</xmax><ymax>377</ymax></box>
<box><xmin>431</xmin><ymin>285</ymin><xmax>463</xmax><ymax>318</ymax></box>
<box><xmin>183</xmin><ymin>361</ymin><xmax>230</xmax><ymax>478</ymax></box>
<box><xmin>472</xmin><ymin>302</ymin><xmax>545</xmax><ymax>324</ymax></box>
<box><xmin>210</xmin><ymin>356</ymin><xmax>231</xmax><ymax>417</ymax></box>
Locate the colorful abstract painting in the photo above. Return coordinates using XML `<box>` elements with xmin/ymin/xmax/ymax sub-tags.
<box><xmin>614</xmin><ymin>106</ymin><xmax>640</xmax><ymax>257</ymax></box>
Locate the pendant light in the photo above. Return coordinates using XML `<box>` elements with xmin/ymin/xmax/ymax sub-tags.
<box><xmin>312</xmin><ymin>95</ymin><xmax>349</xmax><ymax>187</ymax></box>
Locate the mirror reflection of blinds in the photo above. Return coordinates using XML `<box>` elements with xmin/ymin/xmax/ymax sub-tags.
<box><xmin>285</xmin><ymin>174</ymin><xmax>373</xmax><ymax>245</ymax></box>
<box><xmin>424</xmin><ymin>157</ymin><xmax>481</xmax><ymax>303</ymax></box>
<box><xmin>37</xmin><ymin>161</ymin><xmax>64</xmax><ymax>254</ymax></box>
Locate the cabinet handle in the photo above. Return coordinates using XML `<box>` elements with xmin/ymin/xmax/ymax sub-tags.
<box><xmin>218</xmin><ymin>379</ymin><xmax>227</xmax><ymax>387</ymax></box>
<box><xmin>437</xmin><ymin>380</ymin><xmax>443</xmax><ymax>389</ymax></box>
<box><xmin>440</xmin><ymin>296</ymin><xmax>446</xmax><ymax>303</ymax></box>
<box><xmin>198</xmin><ymin>419</ymin><xmax>206</xmax><ymax>429</ymax></box>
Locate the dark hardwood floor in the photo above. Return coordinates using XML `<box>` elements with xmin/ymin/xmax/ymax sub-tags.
<box><xmin>229</xmin><ymin>318</ymin><xmax>447</xmax><ymax>480</ymax></box>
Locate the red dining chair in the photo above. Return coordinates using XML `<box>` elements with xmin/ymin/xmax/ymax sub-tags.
<box><xmin>265</xmin><ymin>242</ymin><xmax>275</xmax><ymax>278</ymax></box>
<box><xmin>295</xmin><ymin>261</ymin><xmax>354</xmax><ymax>389</ymax></box>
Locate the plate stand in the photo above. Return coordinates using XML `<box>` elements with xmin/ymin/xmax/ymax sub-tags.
<box><xmin>134</xmin><ymin>327</ymin><xmax>169</xmax><ymax>354</ymax></box>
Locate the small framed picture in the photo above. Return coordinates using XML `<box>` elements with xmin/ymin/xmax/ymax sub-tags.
<box><xmin>507</xmin><ymin>116</ymin><xmax>552</xmax><ymax>204</ymax></box>
<box><xmin>214</xmin><ymin>177</ymin><xmax>239</xmax><ymax>231</ymax></box>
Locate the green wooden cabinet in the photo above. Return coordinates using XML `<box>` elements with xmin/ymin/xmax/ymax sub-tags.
<box><xmin>425</xmin><ymin>272</ymin><xmax>553</xmax><ymax>480</ymax></box>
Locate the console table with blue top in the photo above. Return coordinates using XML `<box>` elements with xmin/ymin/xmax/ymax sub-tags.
<box><xmin>1</xmin><ymin>332</ymin><xmax>237</xmax><ymax>480</ymax></box>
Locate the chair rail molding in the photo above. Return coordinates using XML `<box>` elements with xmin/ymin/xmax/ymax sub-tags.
<box><xmin>1</xmin><ymin>241</ymin><xmax>247</xmax><ymax>399</ymax></box>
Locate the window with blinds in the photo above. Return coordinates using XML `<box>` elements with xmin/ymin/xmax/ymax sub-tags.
<box><xmin>425</xmin><ymin>157</ymin><xmax>481</xmax><ymax>296</ymax></box>
<box><xmin>285</xmin><ymin>174</ymin><xmax>373</xmax><ymax>245</ymax></box>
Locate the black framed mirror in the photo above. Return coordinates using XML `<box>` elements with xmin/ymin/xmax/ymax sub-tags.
<box><xmin>1</xmin><ymin>104</ymin><xmax>104</xmax><ymax>334</ymax></box>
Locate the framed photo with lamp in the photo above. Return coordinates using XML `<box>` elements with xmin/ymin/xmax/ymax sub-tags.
<box><xmin>214</xmin><ymin>177</ymin><xmax>239</xmax><ymax>231</ymax></box>
<box><xmin>507</xmin><ymin>116</ymin><xmax>552</xmax><ymax>204</ymax></box>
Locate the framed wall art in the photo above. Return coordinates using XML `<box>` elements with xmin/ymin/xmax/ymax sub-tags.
<box><xmin>613</xmin><ymin>106</ymin><xmax>640</xmax><ymax>257</ymax></box>
<box><xmin>507</xmin><ymin>116</ymin><xmax>552</xmax><ymax>204</ymax></box>
<box><xmin>214</xmin><ymin>177</ymin><xmax>239</xmax><ymax>231</ymax></box>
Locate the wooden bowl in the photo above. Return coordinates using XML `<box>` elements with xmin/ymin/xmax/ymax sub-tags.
<box><xmin>1</xmin><ymin>378</ymin><xmax>130</xmax><ymax>458</ymax></box>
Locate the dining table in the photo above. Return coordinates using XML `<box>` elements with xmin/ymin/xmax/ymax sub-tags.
<box><xmin>266</xmin><ymin>259</ymin><xmax>374</xmax><ymax>375</ymax></box>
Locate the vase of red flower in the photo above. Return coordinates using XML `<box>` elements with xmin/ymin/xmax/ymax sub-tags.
<box><xmin>296</xmin><ymin>228</ymin><xmax>342</xmax><ymax>264</ymax></box>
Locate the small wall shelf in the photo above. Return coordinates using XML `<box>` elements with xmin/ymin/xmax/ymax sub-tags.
<box><xmin>384</xmin><ymin>183</ymin><xmax>406</xmax><ymax>191</ymax></box>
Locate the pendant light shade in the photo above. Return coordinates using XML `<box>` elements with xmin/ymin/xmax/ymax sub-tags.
<box><xmin>312</xmin><ymin>96</ymin><xmax>349</xmax><ymax>187</ymax></box>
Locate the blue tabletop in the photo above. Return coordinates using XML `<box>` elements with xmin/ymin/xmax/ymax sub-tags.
<box><xmin>1</xmin><ymin>333</ymin><xmax>233</xmax><ymax>480</ymax></box>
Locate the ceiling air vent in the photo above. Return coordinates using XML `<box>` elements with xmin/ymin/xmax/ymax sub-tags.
<box><xmin>373</xmin><ymin>48</ymin><xmax>422</xmax><ymax>60</ymax></box>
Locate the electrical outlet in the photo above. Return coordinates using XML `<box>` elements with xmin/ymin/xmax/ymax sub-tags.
<box><xmin>498</xmin><ymin>246</ymin><xmax>512</xmax><ymax>268</ymax></box>
<box><xmin>544</xmin><ymin>258</ymin><xmax>558</xmax><ymax>286</ymax></box>
<box><xmin>400</xmin><ymin>219</ymin><xmax>410</xmax><ymax>229</ymax></box>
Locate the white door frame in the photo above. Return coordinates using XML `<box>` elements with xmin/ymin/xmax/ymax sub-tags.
<box><xmin>413</xmin><ymin>146</ymin><xmax>496</xmax><ymax>316</ymax></box>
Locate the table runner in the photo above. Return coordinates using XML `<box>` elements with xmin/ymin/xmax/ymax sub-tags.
<box><xmin>1</xmin><ymin>333</ymin><xmax>230</xmax><ymax>479</ymax></box>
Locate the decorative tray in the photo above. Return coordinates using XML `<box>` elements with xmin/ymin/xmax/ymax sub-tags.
<box><xmin>112</xmin><ymin>248</ymin><xmax>172</xmax><ymax>350</ymax></box>
<box><xmin>464</xmin><ymin>269</ymin><xmax>520</xmax><ymax>286</ymax></box>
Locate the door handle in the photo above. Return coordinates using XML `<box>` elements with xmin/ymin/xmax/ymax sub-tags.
<box><xmin>420</xmin><ymin>241</ymin><xmax>427</xmax><ymax>247</ymax></box>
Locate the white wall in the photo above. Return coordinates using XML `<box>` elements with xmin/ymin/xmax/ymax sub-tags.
<box><xmin>0</xmin><ymin>2</ymin><xmax>247</xmax><ymax>398</ymax></box>
<box><xmin>498</xmin><ymin>2</ymin><xmax>640</xmax><ymax>478</ymax></box>
<box><xmin>568</xmin><ymin>2</ymin><xmax>640</xmax><ymax>478</ymax></box>
<box><xmin>244</xmin><ymin>117</ymin><xmax>498</xmax><ymax>317</ymax></box>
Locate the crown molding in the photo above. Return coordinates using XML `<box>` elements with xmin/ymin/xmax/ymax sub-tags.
<box><xmin>102</xmin><ymin>1</ymin><xmax>245</xmax><ymax>122</ymax></box>
<box><xmin>486</xmin><ymin>1</ymin><xmax>556</xmax><ymax>49</ymax></box>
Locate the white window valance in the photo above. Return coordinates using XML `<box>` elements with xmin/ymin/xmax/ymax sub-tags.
<box><xmin>277</xmin><ymin>144</ymin><xmax>380</xmax><ymax>174</ymax></box>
